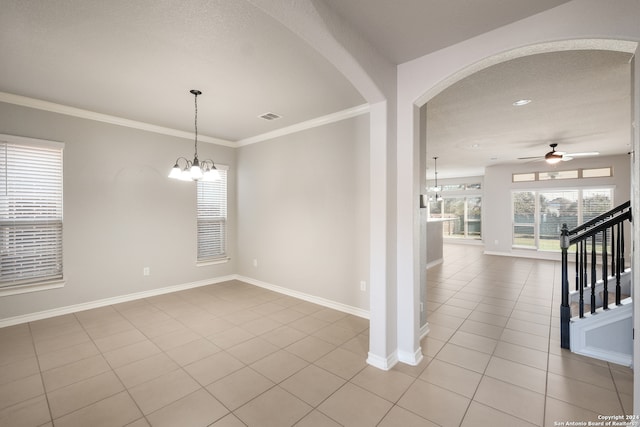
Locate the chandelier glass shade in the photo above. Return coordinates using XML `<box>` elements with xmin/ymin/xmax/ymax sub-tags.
<box><xmin>169</xmin><ymin>90</ymin><xmax>220</xmax><ymax>182</ymax></box>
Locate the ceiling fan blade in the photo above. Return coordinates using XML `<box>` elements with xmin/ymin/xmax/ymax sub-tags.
<box><xmin>565</xmin><ymin>152</ymin><xmax>600</xmax><ymax>157</ymax></box>
<box><xmin>517</xmin><ymin>156</ymin><xmax>543</xmax><ymax>160</ymax></box>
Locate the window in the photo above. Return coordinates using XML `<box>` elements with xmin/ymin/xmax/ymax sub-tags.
<box><xmin>433</xmin><ymin>182</ymin><xmax>482</xmax><ymax>191</ymax></box>
<box><xmin>538</xmin><ymin>190</ymin><xmax>579</xmax><ymax>250</ymax></box>
<box><xmin>582</xmin><ymin>167</ymin><xmax>612</xmax><ymax>178</ymax></box>
<box><xmin>512</xmin><ymin>188</ymin><xmax>613</xmax><ymax>251</ymax></box>
<box><xmin>428</xmin><ymin>196</ymin><xmax>482</xmax><ymax>240</ymax></box>
<box><xmin>0</xmin><ymin>135</ymin><xmax>64</xmax><ymax>288</ymax></box>
<box><xmin>427</xmin><ymin>180</ymin><xmax>482</xmax><ymax>240</ymax></box>
<box><xmin>196</xmin><ymin>166</ymin><xmax>228</xmax><ymax>263</ymax></box>
<box><xmin>513</xmin><ymin>173</ymin><xmax>536</xmax><ymax>182</ymax></box>
<box><xmin>512</xmin><ymin>191</ymin><xmax>536</xmax><ymax>247</ymax></box>
<box><xmin>539</xmin><ymin>170</ymin><xmax>579</xmax><ymax>181</ymax></box>
<box><xmin>512</xmin><ymin>167</ymin><xmax>613</xmax><ymax>182</ymax></box>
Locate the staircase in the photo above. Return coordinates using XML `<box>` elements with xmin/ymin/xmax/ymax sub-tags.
<box><xmin>560</xmin><ymin>201</ymin><xmax>633</xmax><ymax>366</ymax></box>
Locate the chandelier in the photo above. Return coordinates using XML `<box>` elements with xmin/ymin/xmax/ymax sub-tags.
<box><xmin>168</xmin><ymin>89</ymin><xmax>220</xmax><ymax>181</ymax></box>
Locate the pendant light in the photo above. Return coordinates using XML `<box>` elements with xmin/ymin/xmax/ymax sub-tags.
<box><xmin>432</xmin><ymin>156</ymin><xmax>443</xmax><ymax>202</ymax></box>
<box><xmin>168</xmin><ymin>90</ymin><xmax>220</xmax><ymax>182</ymax></box>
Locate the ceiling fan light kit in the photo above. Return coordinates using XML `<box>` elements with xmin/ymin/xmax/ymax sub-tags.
<box><xmin>545</xmin><ymin>143</ymin><xmax>563</xmax><ymax>164</ymax></box>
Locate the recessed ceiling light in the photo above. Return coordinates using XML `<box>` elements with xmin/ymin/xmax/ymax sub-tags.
<box><xmin>471</xmin><ymin>143</ymin><xmax>480</xmax><ymax>148</ymax></box>
<box><xmin>512</xmin><ymin>99</ymin><xmax>531</xmax><ymax>107</ymax></box>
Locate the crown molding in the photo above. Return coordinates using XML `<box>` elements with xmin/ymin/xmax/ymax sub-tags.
<box><xmin>1</xmin><ymin>92</ymin><xmax>371</xmax><ymax>148</ymax></box>
<box><xmin>0</xmin><ymin>91</ymin><xmax>236</xmax><ymax>148</ymax></box>
<box><xmin>236</xmin><ymin>103</ymin><xmax>370</xmax><ymax>146</ymax></box>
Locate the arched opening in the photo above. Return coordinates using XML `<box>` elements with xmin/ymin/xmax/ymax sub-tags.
<box><xmin>418</xmin><ymin>39</ymin><xmax>636</xmax><ymax>332</ymax></box>
<box><xmin>408</xmin><ymin>39</ymin><xmax>638</xmax><ymax>411</ymax></box>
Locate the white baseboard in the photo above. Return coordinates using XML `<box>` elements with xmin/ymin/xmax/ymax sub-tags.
<box><xmin>0</xmin><ymin>275</ymin><xmax>236</xmax><ymax>328</ymax></box>
<box><xmin>483</xmin><ymin>249</ymin><xmax>561</xmax><ymax>261</ymax></box>
<box><xmin>397</xmin><ymin>346</ymin><xmax>424</xmax><ymax>366</ymax></box>
<box><xmin>366</xmin><ymin>351</ymin><xmax>398</xmax><ymax>371</ymax></box>
<box><xmin>235</xmin><ymin>275</ymin><xmax>370</xmax><ymax>319</ymax></box>
<box><xmin>420</xmin><ymin>322</ymin><xmax>430</xmax><ymax>339</ymax></box>
<box><xmin>426</xmin><ymin>259</ymin><xmax>443</xmax><ymax>270</ymax></box>
<box><xmin>0</xmin><ymin>274</ymin><xmax>370</xmax><ymax>329</ymax></box>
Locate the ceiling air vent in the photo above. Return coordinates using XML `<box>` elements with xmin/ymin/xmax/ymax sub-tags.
<box><xmin>259</xmin><ymin>112</ymin><xmax>282</xmax><ymax>121</ymax></box>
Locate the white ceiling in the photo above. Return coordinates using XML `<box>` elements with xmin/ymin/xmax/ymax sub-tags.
<box><xmin>322</xmin><ymin>0</ymin><xmax>572</xmax><ymax>64</ymax></box>
<box><xmin>0</xmin><ymin>0</ymin><xmax>634</xmax><ymax>178</ymax></box>
<box><xmin>0</xmin><ymin>0</ymin><xmax>364</xmax><ymax>141</ymax></box>
<box><xmin>427</xmin><ymin>49</ymin><xmax>633</xmax><ymax>178</ymax></box>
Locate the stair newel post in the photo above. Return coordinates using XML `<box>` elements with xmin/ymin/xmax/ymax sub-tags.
<box><xmin>560</xmin><ymin>224</ymin><xmax>571</xmax><ymax>349</ymax></box>
<box><xmin>602</xmin><ymin>227</ymin><xmax>608</xmax><ymax>310</ymax></box>
<box><xmin>590</xmin><ymin>235</ymin><xmax>596</xmax><ymax>314</ymax></box>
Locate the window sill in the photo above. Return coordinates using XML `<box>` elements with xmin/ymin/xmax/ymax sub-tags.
<box><xmin>196</xmin><ymin>257</ymin><xmax>230</xmax><ymax>267</ymax></box>
<box><xmin>0</xmin><ymin>280</ymin><xmax>65</xmax><ymax>297</ymax></box>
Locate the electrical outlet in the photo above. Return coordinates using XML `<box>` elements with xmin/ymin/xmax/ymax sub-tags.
<box><xmin>360</xmin><ymin>281</ymin><xmax>366</xmax><ymax>291</ymax></box>
<box><xmin>143</xmin><ymin>267</ymin><xmax>150</xmax><ymax>276</ymax></box>
<box><xmin>253</xmin><ymin>259</ymin><xmax>258</xmax><ymax>268</ymax></box>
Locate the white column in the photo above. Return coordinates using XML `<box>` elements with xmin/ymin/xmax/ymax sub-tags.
<box><xmin>395</xmin><ymin>101</ymin><xmax>423</xmax><ymax>365</ymax></box>
<box><xmin>366</xmin><ymin>101</ymin><xmax>399</xmax><ymax>369</ymax></box>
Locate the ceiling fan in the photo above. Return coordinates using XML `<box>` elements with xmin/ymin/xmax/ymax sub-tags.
<box><xmin>517</xmin><ymin>143</ymin><xmax>600</xmax><ymax>164</ymax></box>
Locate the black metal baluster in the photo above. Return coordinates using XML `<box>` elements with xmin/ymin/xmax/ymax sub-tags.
<box><xmin>575</xmin><ymin>243</ymin><xmax>579</xmax><ymax>292</ymax></box>
<box><xmin>579</xmin><ymin>240</ymin><xmax>584</xmax><ymax>318</ymax></box>
<box><xmin>616</xmin><ymin>222</ymin><xmax>622</xmax><ymax>305</ymax></box>
<box><xmin>590</xmin><ymin>235</ymin><xmax>596</xmax><ymax>314</ymax></box>
<box><xmin>611</xmin><ymin>224</ymin><xmax>616</xmax><ymax>284</ymax></box>
<box><xmin>602</xmin><ymin>227</ymin><xmax>608</xmax><ymax>310</ymax></box>
<box><xmin>584</xmin><ymin>239</ymin><xmax>588</xmax><ymax>315</ymax></box>
<box><xmin>621</xmin><ymin>222</ymin><xmax>625</xmax><ymax>272</ymax></box>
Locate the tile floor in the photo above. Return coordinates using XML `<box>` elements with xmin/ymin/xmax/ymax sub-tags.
<box><xmin>0</xmin><ymin>244</ymin><xmax>633</xmax><ymax>426</ymax></box>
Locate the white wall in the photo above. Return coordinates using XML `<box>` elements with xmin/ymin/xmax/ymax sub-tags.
<box><xmin>236</xmin><ymin>115</ymin><xmax>370</xmax><ymax>311</ymax></box>
<box><xmin>483</xmin><ymin>154</ymin><xmax>631</xmax><ymax>257</ymax></box>
<box><xmin>0</xmin><ymin>102</ymin><xmax>236</xmax><ymax>321</ymax></box>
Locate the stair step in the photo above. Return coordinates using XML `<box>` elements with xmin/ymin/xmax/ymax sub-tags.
<box><xmin>570</xmin><ymin>292</ymin><xmax>631</xmax><ymax>318</ymax></box>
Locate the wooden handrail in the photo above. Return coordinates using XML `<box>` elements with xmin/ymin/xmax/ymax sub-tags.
<box><xmin>569</xmin><ymin>210</ymin><xmax>632</xmax><ymax>245</ymax></box>
<box><xmin>569</xmin><ymin>200</ymin><xmax>631</xmax><ymax>237</ymax></box>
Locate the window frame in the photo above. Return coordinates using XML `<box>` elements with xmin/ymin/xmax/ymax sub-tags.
<box><xmin>511</xmin><ymin>186</ymin><xmax>614</xmax><ymax>252</ymax></box>
<box><xmin>196</xmin><ymin>165</ymin><xmax>229</xmax><ymax>265</ymax></box>
<box><xmin>0</xmin><ymin>134</ymin><xmax>65</xmax><ymax>296</ymax></box>
<box><xmin>428</xmin><ymin>195</ymin><xmax>482</xmax><ymax>240</ymax></box>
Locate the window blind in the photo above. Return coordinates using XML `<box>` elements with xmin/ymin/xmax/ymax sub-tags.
<box><xmin>196</xmin><ymin>167</ymin><xmax>227</xmax><ymax>262</ymax></box>
<box><xmin>0</xmin><ymin>138</ymin><xmax>64</xmax><ymax>287</ymax></box>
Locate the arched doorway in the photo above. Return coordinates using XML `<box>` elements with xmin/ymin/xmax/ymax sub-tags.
<box><xmin>398</xmin><ymin>37</ymin><xmax>640</xmax><ymax>411</ymax></box>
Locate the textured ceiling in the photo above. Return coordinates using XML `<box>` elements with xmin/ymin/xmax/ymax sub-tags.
<box><xmin>0</xmin><ymin>0</ymin><xmax>634</xmax><ymax>179</ymax></box>
<box><xmin>0</xmin><ymin>0</ymin><xmax>364</xmax><ymax>141</ymax></box>
<box><xmin>322</xmin><ymin>0</ymin><xmax>572</xmax><ymax>63</ymax></box>
<box><xmin>426</xmin><ymin>49</ymin><xmax>633</xmax><ymax>178</ymax></box>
